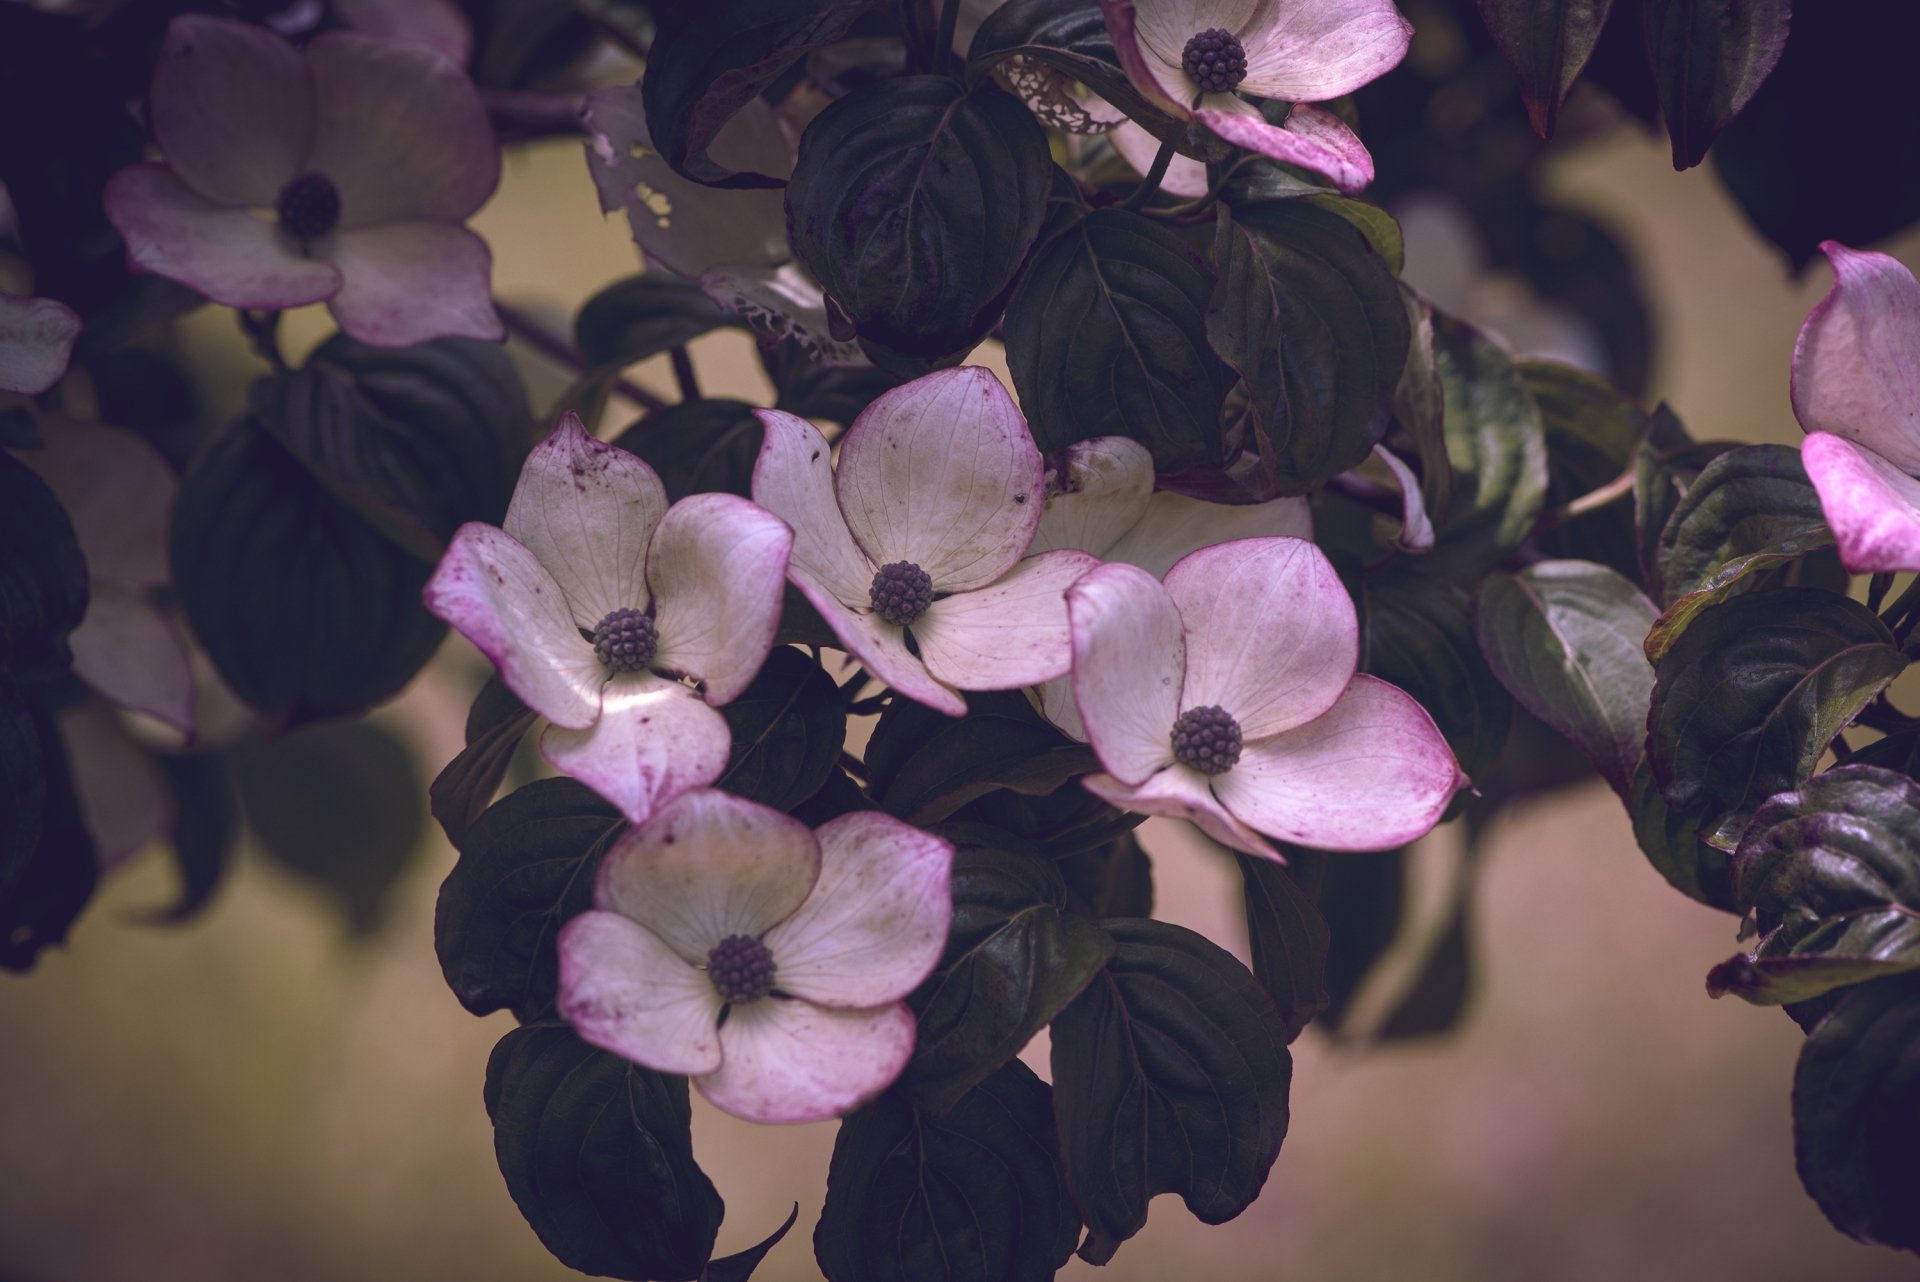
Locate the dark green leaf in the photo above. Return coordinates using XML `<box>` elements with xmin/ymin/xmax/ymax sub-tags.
<box><xmin>787</xmin><ymin>76</ymin><xmax>1052</xmax><ymax>370</ymax></box>
<box><xmin>171</xmin><ymin>421</ymin><xmax>446</xmax><ymax>725</ymax></box>
<box><xmin>704</xmin><ymin>1204</ymin><xmax>798</xmax><ymax>1282</ymax></box>
<box><xmin>0</xmin><ymin>702</ymin><xmax>97</xmax><ymax>972</ymax></box>
<box><xmin>1477</xmin><ymin>0</ymin><xmax>1618</xmax><ymax>135</ymax></box>
<box><xmin>866</xmin><ymin>693</ymin><xmax>1097</xmax><ymax>825</ymax></box>
<box><xmin>1422</xmin><ymin>312</ymin><xmax>1548</xmax><ymax>578</ymax></box>
<box><xmin>906</xmin><ymin>825</ymin><xmax>1113</xmax><ymax>1113</ymax></box>
<box><xmin>1054</xmin><ymin>826</ymin><xmax>1154</xmax><ymax>917</ymax></box>
<box><xmin>0</xmin><ymin>450</ymin><xmax>87</xmax><ymax>696</ymax></box>
<box><xmin>486</xmin><ymin>1023</ymin><xmax>723</xmax><ymax>1280</ymax></box>
<box><xmin>1236</xmin><ymin>850</ymin><xmax>1329</xmax><ymax>1041</ymax></box>
<box><xmin>1006</xmin><ymin>207</ymin><xmax>1232</xmax><ymax>471</ymax></box>
<box><xmin>1709</xmin><ymin>906</ymin><xmax>1920</xmax><ymax>1005</ymax></box>
<box><xmin>1361</xmin><ymin>568</ymin><xmax>1513</xmax><ymax>787</ymax></box>
<box><xmin>1374</xmin><ymin>891</ymin><xmax>1475</xmax><ymax>1040</ymax></box>
<box><xmin>1642</xmin><ymin>0</ymin><xmax>1790</xmax><ymax>168</ymax></box>
<box><xmin>436</xmin><ymin>778</ymin><xmax>621</xmax><ymax>1021</ymax></box>
<box><xmin>759</xmin><ymin>339</ymin><xmax>900</xmax><ymax>426</ymax></box>
<box><xmin>1731</xmin><ymin>765</ymin><xmax>1920</xmax><ymax>923</ymax></box>
<box><xmin>1628</xmin><ymin>758</ymin><xmax>1735</xmax><ymax>911</ymax></box>
<box><xmin>815</xmin><ymin>1060</ymin><xmax>1079</xmax><ymax>1282</ymax></box>
<box><xmin>1051</xmin><ymin>919</ymin><xmax>1291</xmax><ymax>1264</ymax></box>
<box><xmin>1647</xmin><ymin>591</ymin><xmax>1908</xmax><ymax>845</ymax></box>
<box><xmin>151</xmin><ymin>752</ymin><xmax>238</xmax><ymax>923</ymax></box>
<box><xmin>1392</xmin><ymin>290</ymin><xmax>1451</xmax><ymax>528</ymax></box>
<box><xmin>1524</xmin><ymin>359</ymin><xmax>1644</xmax><ymax>580</ymax></box>
<box><xmin>575</xmin><ymin>273</ymin><xmax>738</xmax><ymax>369</ymax></box>
<box><xmin>430</xmin><ymin>675</ymin><xmax>536</xmax><ymax>849</ymax></box>
<box><xmin>612</xmin><ymin>399</ymin><xmax>763</xmax><ymax>502</ymax></box>
<box><xmin>1474</xmin><ymin>560</ymin><xmax>1658</xmax><ymax>798</ymax></box>
<box><xmin>1316</xmin><ymin>847</ymin><xmax>1407</xmax><ymax>1031</ymax></box>
<box><xmin>233</xmin><ymin>720</ymin><xmax>424</xmax><ymax>937</ymax></box>
<box><xmin>717</xmin><ymin>646</ymin><xmax>846</xmax><ymax>812</ymax></box>
<box><xmin>1632</xmin><ymin>404</ymin><xmax>1716</xmax><ymax>587</ymax></box>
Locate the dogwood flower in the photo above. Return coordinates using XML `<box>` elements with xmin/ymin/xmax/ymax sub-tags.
<box><xmin>0</xmin><ymin>292</ymin><xmax>80</xmax><ymax>395</ymax></box>
<box><xmin>424</xmin><ymin>413</ymin><xmax>792</xmax><ymax>825</ymax></box>
<box><xmin>103</xmin><ymin>15</ymin><xmax>502</xmax><ymax>348</ymax></box>
<box><xmin>1791</xmin><ymin>242</ymin><xmax>1920</xmax><ymax>573</ymax></box>
<box><xmin>1068</xmin><ymin>537</ymin><xmax>1463</xmax><ymax>857</ymax></box>
<box><xmin>1100</xmin><ymin>0</ymin><xmax>1413</xmax><ymax>194</ymax></box>
<box><xmin>558</xmin><ymin>788</ymin><xmax>952</xmax><ymax>1124</ymax></box>
<box><xmin>752</xmin><ymin>367</ymin><xmax>1099</xmax><ymax>716</ymax></box>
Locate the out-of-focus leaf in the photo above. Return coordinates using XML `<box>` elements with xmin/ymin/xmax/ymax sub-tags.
<box><xmin>1317</xmin><ymin>847</ymin><xmax>1407</xmax><ymax>1030</ymax></box>
<box><xmin>1478</xmin><ymin>0</ymin><xmax>1618</xmax><ymax>136</ymax></box>
<box><xmin>613</xmin><ymin>400</ymin><xmax>762</xmax><ymax>502</ymax></box>
<box><xmin>429</xmin><ymin>676</ymin><xmax>535</xmax><ymax>850</ymax></box>
<box><xmin>1422</xmin><ymin>312</ymin><xmax>1548</xmax><ymax>579</ymax></box>
<box><xmin>866</xmin><ymin>693</ymin><xmax>1096</xmax><ymax>825</ymax></box>
<box><xmin>1361</xmin><ymin>568</ymin><xmax>1514</xmax><ymax>788</ymax></box>
<box><xmin>1235</xmin><ymin>849</ymin><xmax>1328</xmax><ymax>1041</ymax></box>
<box><xmin>575</xmin><ymin>274</ymin><xmax>739</xmax><ymax>369</ymax></box>
<box><xmin>1525</xmin><ymin>359</ymin><xmax>1644</xmax><ymax>581</ymax></box>
<box><xmin>1642</xmin><ymin>0</ymin><xmax>1790</xmax><ymax>169</ymax></box>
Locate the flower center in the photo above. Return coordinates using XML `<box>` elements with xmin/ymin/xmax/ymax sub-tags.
<box><xmin>1181</xmin><ymin>28</ymin><xmax>1248</xmax><ymax>94</ymax></box>
<box><xmin>706</xmin><ymin>933</ymin><xmax>776</xmax><ymax>1005</ymax></box>
<box><xmin>274</xmin><ymin>171</ymin><xmax>342</xmax><ymax>241</ymax></box>
<box><xmin>869</xmin><ymin>560</ymin><xmax>933</xmax><ymax>627</ymax></box>
<box><xmin>592</xmin><ymin>606</ymin><xmax>657</xmax><ymax>673</ymax></box>
<box><xmin>1171</xmin><ymin>704</ymin><xmax>1243</xmax><ymax>775</ymax></box>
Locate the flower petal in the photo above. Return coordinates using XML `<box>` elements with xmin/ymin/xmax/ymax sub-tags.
<box><xmin>1032</xmin><ymin>675</ymin><xmax>1085</xmax><ymax>741</ymax></box>
<box><xmin>916</xmin><ymin>549</ymin><xmax>1099</xmax><ymax>692</ymax></box>
<box><xmin>751</xmin><ymin>409</ymin><xmax>875</xmax><ymax>608</ymax></box>
<box><xmin>1029</xmin><ymin>436</ymin><xmax>1155</xmax><ymax>559</ymax></box>
<box><xmin>1363</xmin><ymin>442</ymin><xmax>1433</xmax><ymax>553</ymax></box>
<box><xmin>1105</xmin><ymin>492</ymin><xmax>1314</xmax><ymax>579</ymax></box>
<box><xmin>57</xmin><ymin>701</ymin><xmax>174</xmax><ymax>873</ymax></box>
<box><xmin>803</xmin><ymin>594</ymin><xmax>967</xmax><ymax>717</ymax></box>
<box><xmin>1235</xmin><ymin>0</ymin><xmax>1413</xmax><ymax>101</ymax></box>
<box><xmin>647</xmin><ymin>494</ymin><xmax>792</xmax><ymax>703</ymax></box>
<box><xmin>1791</xmin><ymin>242</ymin><xmax>1920</xmax><ymax>474</ymax></box>
<box><xmin>423</xmin><ymin>523</ymin><xmax>603</xmax><ymax>728</ymax></box>
<box><xmin>69</xmin><ymin>585</ymin><xmax>196</xmax><ymax>734</ymax></box>
<box><xmin>1100</xmin><ymin>0</ymin><xmax>1210</xmax><ymax>113</ymax></box>
<box><xmin>541</xmin><ymin>672</ymin><xmax>732</xmax><ymax>825</ymax></box>
<box><xmin>1214</xmin><ymin>674</ymin><xmax>1463</xmax><ymax>850</ymax></box>
<box><xmin>595</xmin><ymin>787</ymin><xmax>819</xmax><ymax>963</ymax></box>
<box><xmin>104</xmin><ymin>164</ymin><xmax>341</xmax><ymax>311</ymax></box>
<box><xmin>319</xmin><ymin>222</ymin><xmax>502</xmax><ymax>346</ymax></box>
<box><xmin>13</xmin><ymin>417</ymin><xmax>175</xmax><ymax>586</ymax></box>
<box><xmin>1083</xmin><ymin>765</ymin><xmax>1278</xmax><ymax>858</ymax></box>
<box><xmin>557</xmin><ymin>910</ymin><xmax>725</xmax><ymax>1074</ymax></box>
<box><xmin>304</xmin><ymin>31</ymin><xmax>498</xmax><ymax>227</ymax></box>
<box><xmin>504</xmin><ymin>412</ymin><xmax>667</xmax><ymax>630</ymax></box>
<box><xmin>835</xmin><ymin>367</ymin><xmax>1044</xmax><ymax>591</ymax></box>
<box><xmin>1108</xmin><ymin>119</ymin><xmax>1211</xmax><ymax>197</ymax></box>
<box><xmin>762</xmin><ymin>812</ymin><xmax>954</xmax><ymax>1008</ymax></box>
<box><xmin>1165</xmin><ymin>536</ymin><xmax>1356</xmax><ymax>739</ymax></box>
<box><xmin>699</xmin><ymin>998</ymin><xmax>916</xmax><ymax>1124</ymax></box>
<box><xmin>149</xmin><ymin>15</ymin><xmax>312</xmax><ymax>208</ymax></box>
<box><xmin>0</xmin><ymin>293</ymin><xmax>81</xmax><ymax>396</ymax></box>
<box><xmin>1193</xmin><ymin>98</ymin><xmax>1374</xmax><ymax>194</ymax></box>
<box><xmin>1067</xmin><ymin>561</ymin><xmax>1184</xmax><ymax>785</ymax></box>
<box><xmin>331</xmin><ymin>0</ymin><xmax>473</xmax><ymax>65</ymax></box>
<box><xmin>1800</xmin><ymin>432</ymin><xmax>1920</xmax><ymax>574</ymax></box>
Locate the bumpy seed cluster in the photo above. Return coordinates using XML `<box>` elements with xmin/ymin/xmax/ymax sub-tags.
<box><xmin>1172</xmin><ymin>704</ymin><xmax>1244</xmax><ymax>775</ymax></box>
<box><xmin>592</xmin><ymin>607</ymin><xmax>658</xmax><ymax>673</ymax></box>
<box><xmin>706</xmin><ymin>934</ymin><xmax>776</xmax><ymax>1005</ymax></box>
<box><xmin>869</xmin><ymin>560</ymin><xmax>934</xmax><ymax>627</ymax></box>
<box><xmin>1181</xmin><ymin>28</ymin><xmax>1248</xmax><ymax>94</ymax></box>
<box><xmin>275</xmin><ymin>171</ymin><xmax>342</xmax><ymax>240</ymax></box>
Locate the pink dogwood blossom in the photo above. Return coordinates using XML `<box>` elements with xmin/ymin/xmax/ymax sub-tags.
<box><xmin>104</xmin><ymin>15</ymin><xmax>502</xmax><ymax>347</ymax></box>
<box><xmin>1068</xmin><ymin>536</ymin><xmax>1463</xmax><ymax>857</ymax></box>
<box><xmin>1791</xmin><ymin>242</ymin><xmax>1920</xmax><ymax>573</ymax></box>
<box><xmin>558</xmin><ymin>788</ymin><xmax>952</xmax><ymax>1124</ymax></box>
<box><xmin>424</xmin><ymin>413</ymin><xmax>792</xmax><ymax>825</ymax></box>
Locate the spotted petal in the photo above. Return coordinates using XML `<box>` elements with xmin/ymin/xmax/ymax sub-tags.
<box><xmin>914</xmin><ymin>550</ymin><xmax>1100</xmax><ymax>693</ymax></box>
<box><xmin>1193</xmin><ymin>98</ymin><xmax>1374</xmax><ymax>194</ymax></box>
<box><xmin>700</xmin><ymin>998</ymin><xmax>917</xmax><ymax>1124</ymax></box>
<box><xmin>647</xmin><ymin>494</ymin><xmax>792</xmax><ymax>704</ymax></box>
<box><xmin>1214</xmin><ymin>674</ymin><xmax>1463</xmax><ymax>850</ymax></box>
<box><xmin>762</xmin><ymin>811</ymin><xmax>954</xmax><ymax>1009</ymax></box>
<box><xmin>835</xmin><ymin>367</ymin><xmax>1044</xmax><ymax>592</ymax></box>
<box><xmin>595</xmin><ymin>788</ymin><xmax>819</xmax><ymax>964</ymax></box>
<box><xmin>541</xmin><ymin>672</ymin><xmax>733</xmax><ymax>826</ymax></box>
<box><xmin>0</xmin><ymin>293</ymin><xmax>81</xmax><ymax>396</ymax></box>
<box><xmin>1236</xmin><ymin>0</ymin><xmax>1414</xmax><ymax>101</ymax></box>
<box><xmin>1791</xmin><ymin>242</ymin><xmax>1920</xmax><ymax>475</ymax></box>
<box><xmin>505</xmin><ymin>412</ymin><xmax>667</xmax><ymax>630</ymax></box>
<box><xmin>1800</xmin><ymin>432</ymin><xmax>1920</xmax><ymax>574</ymax></box>
<box><xmin>1082</xmin><ymin>764</ymin><xmax>1278</xmax><ymax>858</ymax></box>
<box><xmin>751</xmin><ymin>409</ymin><xmax>875</xmax><ymax>610</ymax></box>
<box><xmin>557</xmin><ymin>910</ymin><xmax>726</xmax><ymax>1074</ymax></box>
<box><xmin>149</xmin><ymin>15</ymin><xmax>312</xmax><ymax>209</ymax></box>
<box><xmin>320</xmin><ymin>223</ymin><xmax>503</xmax><ymax>347</ymax></box>
<box><xmin>1067</xmin><ymin>561</ymin><xmax>1185</xmax><ymax>786</ymax></box>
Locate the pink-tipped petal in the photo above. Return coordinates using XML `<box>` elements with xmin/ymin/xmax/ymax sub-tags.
<box><xmin>1105</xmin><ymin>491</ymin><xmax>1314</xmax><ymax>579</ymax></box>
<box><xmin>557</xmin><ymin>911</ymin><xmax>726</xmax><ymax>1074</ymax></box>
<box><xmin>1800</xmin><ymin>432</ymin><xmax>1920</xmax><ymax>574</ymax></box>
<box><xmin>0</xmin><ymin>293</ymin><xmax>81</xmax><ymax>395</ymax></box>
<box><xmin>751</xmin><ymin>409</ymin><xmax>876</xmax><ymax>608</ymax></box>
<box><xmin>305</xmin><ymin>31</ymin><xmax>498</xmax><ymax>227</ymax></box>
<box><xmin>321</xmin><ymin>222</ymin><xmax>502</xmax><ymax>346</ymax></box>
<box><xmin>505</xmin><ymin>412</ymin><xmax>668</xmax><ymax>630</ymax></box>
<box><xmin>540</xmin><ymin>672</ymin><xmax>732</xmax><ymax>826</ymax></box>
<box><xmin>914</xmin><ymin>550</ymin><xmax>1100</xmax><ymax>692</ymax></box>
<box><xmin>1100</xmin><ymin>0</ymin><xmax>1205</xmax><ymax>115</ymax></box>
<box><xmin>57</xmin><ymin>701</ymin><xmax>175</xmax><ymax>873</ymax></box>
<box><xmin>149</xmin><ymin>15</ymin><xmax>312</xmax><ymax>209</ymax></box>
<box><xmin>1791</xmin><ymin>243</ymin><xmax>1920</xmax><ymax>473</ymax></box>
<box><xmin>1193</xmin><ymin>98</ymin><xmax>1374</xmax><ymax>194</ymax></box>
<box><xmin>1067</xmin><ymin>561</ymin><xmax>1185</xmax><ymax>785</ymax></box>
<box><xmin>647</xmin><ymin>494</ymin><xmax>793</xmax><ymax>704</ymax></box>
<box><xmin>69</xmin><ymin>585</ymin><xmax>196</xmax><ymax>734</ymax></box>
<box><xmin>1083</xmin><ymin>764</ymin><xmax>1278</xmax><ymax>858</ymax></box>
<box><xmin>104</xmin><ymin>164</ymin><xmax>341</xmax><ymax>311</ymax></box>
<box><xmin>1108</xmin><ymin>118</ymin><xmax>1210</xmax><ymax>196</ymax></box>
<box><xmin>1364</xmin><ymin>442</ymin><xmax>1433</xmax><ymax>553</ymax></box>
<box><xmin>14</xmin><ymin>417</ymin><xmax>175</xmax><ymax>586</ymax></box>
<box><xmin>1165</xmin><ymin>537</ymin><xmax>1357</xmax><ymax>739</ymax></box>
<box><xmin>835</xmin><ymin>367</ymin><xmax>1045</xmax><ymax>591</ymax></box>
<box><xmin>596</xmin><ymin>788</ymin><xmax>819</xmax><ymax>963</ymax></box>
<box><xmin>423</xmin><ymin>523</ymin><xmax>604</xmax><ymax>729</ymax></box>
<box><xmin>801</xmin><ymin>591</ymin><xmax>968</xmax><ymax>716</ymax></box>
<box><xmin>1029</xmin><ymin>436</ymin><xmax>1155</xmax><ymax>559</ymax></box>
<box><xmin>700</xmin><ymin>998</ymin><xmax>916</xmax><ymax>1124</ymax></box>
<box><xmin>1236</xmin><ymin>0</ymin><xmax>1413</xmax><ymax>101</ymax></box>
<box><xmin>1214</xmin><ymin>674</ymin><xmax>1464</xmax><ymax>850</ymax></box>
<box><xmin>763</xmin><ymin>811</ymin><xmax>954</xmax><ymax>1008</ymax></box>
<box><xmin>331</xmin><ymin>0</ymin><xmax>473</xmax><ymax>65</ymax></box>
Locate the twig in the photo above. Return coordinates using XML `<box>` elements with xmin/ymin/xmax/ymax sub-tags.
<box><xmin>482</xmin><ymin>88</ymin><xmax>587</xmax><ymax>142</ymax></box>
<box><xmin>670</xmin><ymin>346</ymin><xmax>701</xmax><ymax>401</ymax></box>
<box><xmin>495</xmin><ymin>302</ymin><xmax>668</xmax><ymax>412</ymax></box>
<box><xmin>1120</xmin><ymin>136</ymin><xmax>1177</xmax><ymax>211</ymax></box>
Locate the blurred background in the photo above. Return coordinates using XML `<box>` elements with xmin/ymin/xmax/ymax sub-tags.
<box><xmin>6</xmin><ymin>15</ymin><xmax>1920</xmax><ymax>1282</ymax></box>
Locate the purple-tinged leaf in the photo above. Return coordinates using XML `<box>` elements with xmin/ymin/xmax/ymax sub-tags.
<box><xmin>1642</xmin><ymin>0</ymin><xmax>1791</xmax><ymax>169</ymax></box>
<box><xmin>1477</xmin><ymin>0</ymin><xmax>1618</xmax><ymax>136</ymax></box>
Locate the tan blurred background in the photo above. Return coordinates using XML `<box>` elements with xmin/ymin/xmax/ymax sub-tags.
<box><xmin>5</xmin><ymin>105</ymin><xmax>1920</xmax><ymax>1282</ymax></box>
